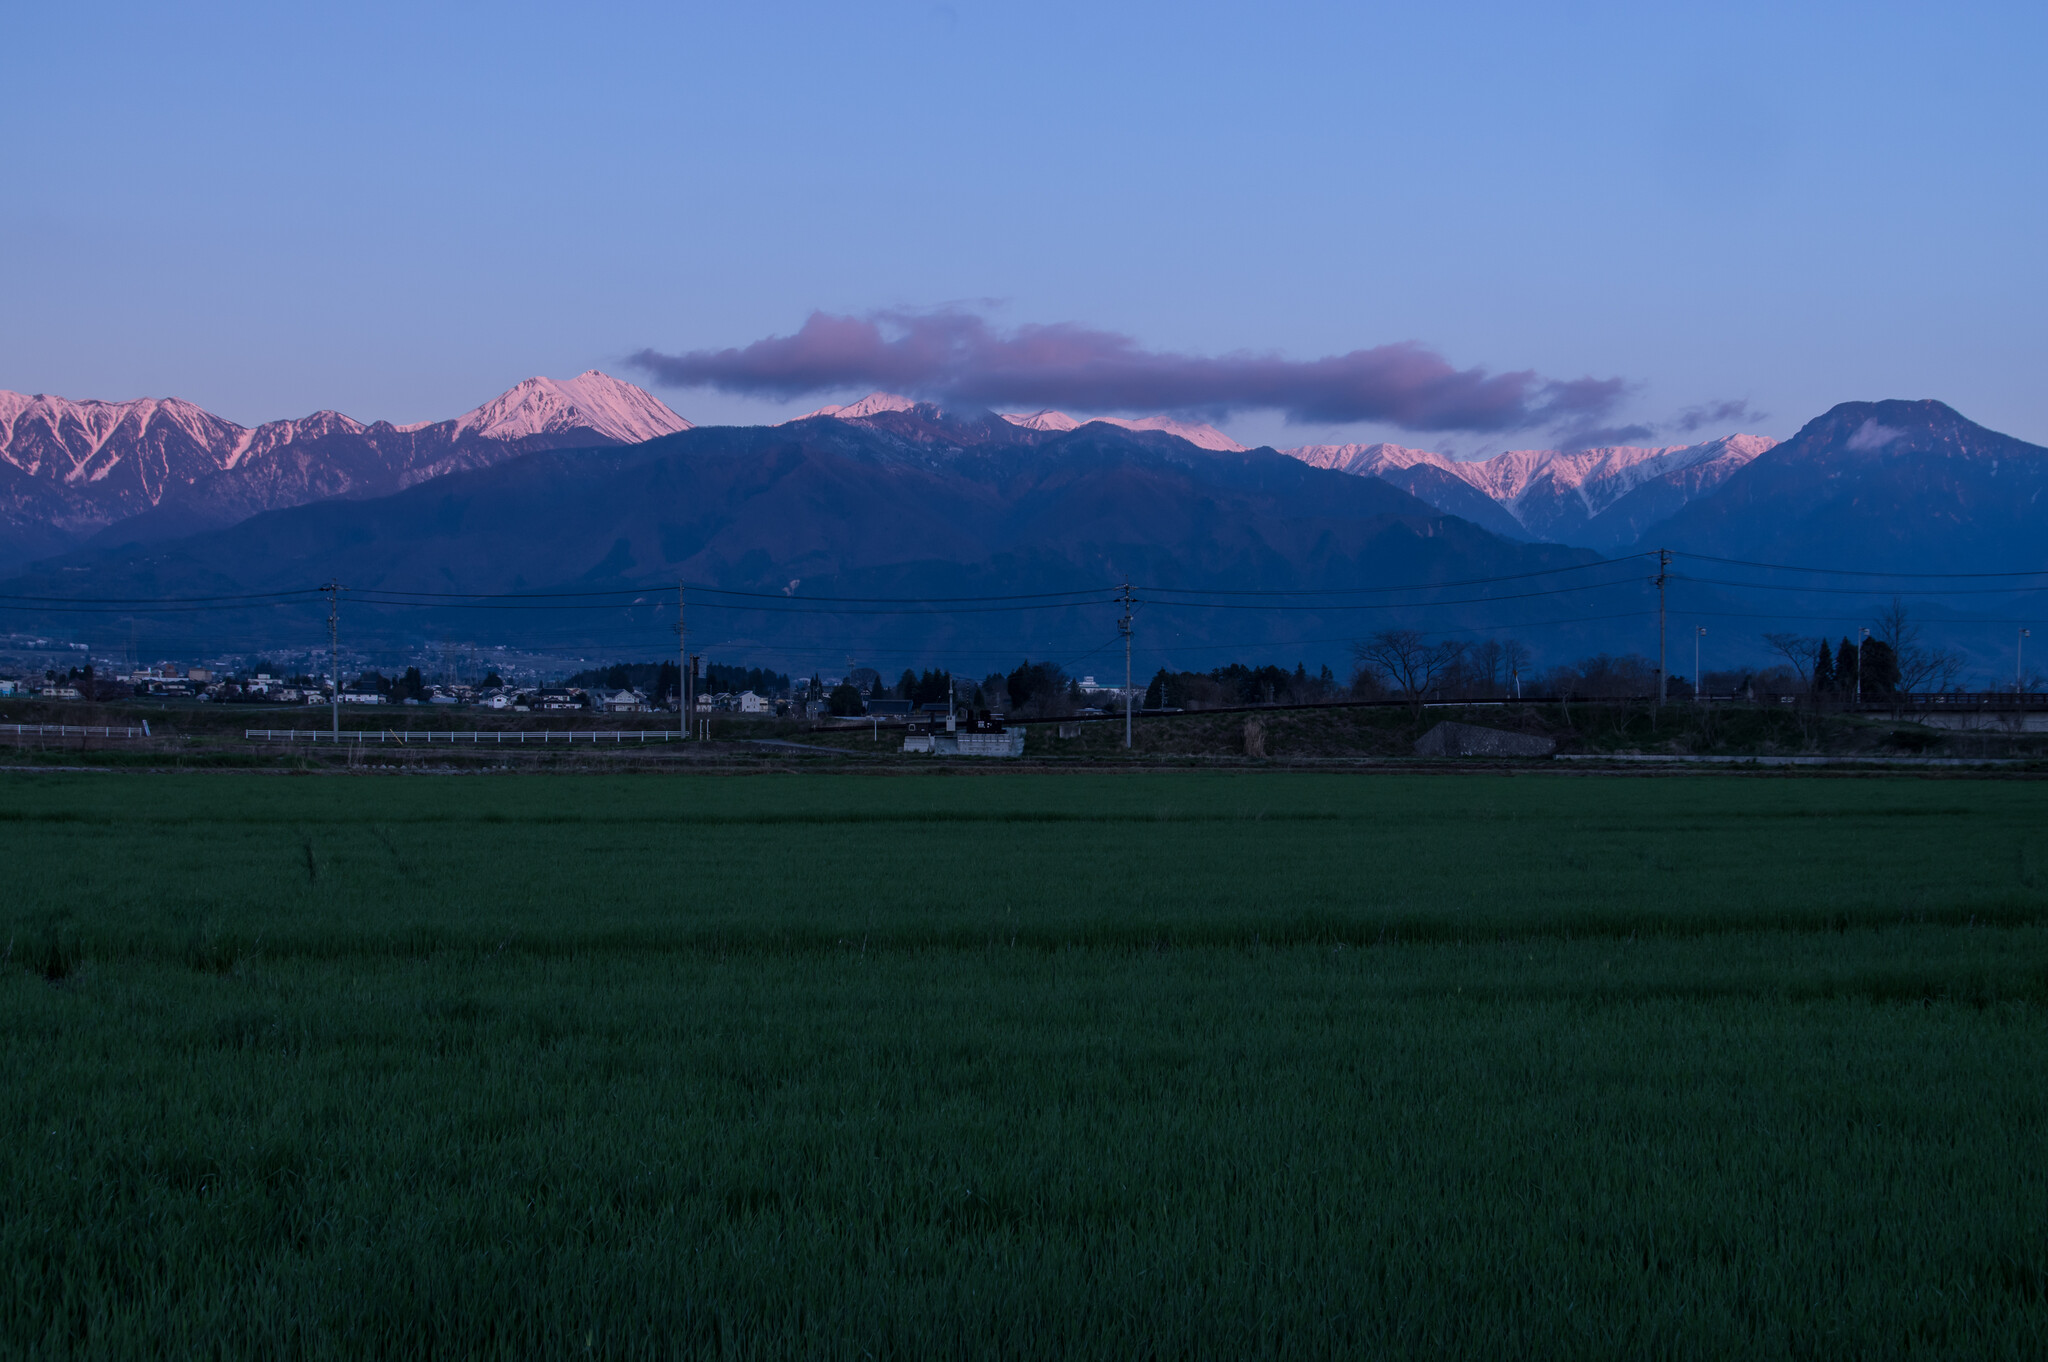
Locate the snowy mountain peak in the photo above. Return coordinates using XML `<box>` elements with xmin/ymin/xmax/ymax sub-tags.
<box><xmin>1282</xmin><ymin>434</ymin><xmax>1778</xmax><ymax>550</ymax></box>
<box><xmin>449</xmin><ymin>371</ymin><xmax>692</xmax><ymax>444</ymax></box>
<box><xmin>999</xmin><ymin>409</ymin><xmax>1248</xmax><ymax>452</ymax></box>
<box><xmin>797</xmin><ymin>392</ymin><xmax>920</xmax><ymax>421</ymax></box>
<box><xmin>0</xmin><ymin>373</ymin><xmax>695</xmax><ymax>571</ymax></box>
<box><xmin>1001</xmin><ymin>409</ymin><xmax>1082</xmax><ymax>434</ymax></box>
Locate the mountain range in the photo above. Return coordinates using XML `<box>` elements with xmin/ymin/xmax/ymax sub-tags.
<box><xmin>2</xmin><ymin>375</ymin><xmax>2043</xmax><ymax>673</ymax></box>
<box><xmin>0</xmin><ymin>401</ymin><xmax>1623</xmax><ymax>662</ymax></box>
<box><xmin>1282</xmin><ymin>436</ymin><xmax>1777</xmax><ymax>551</ymax></box>
<box><xmin>0</xmin><ymin>372</ymin><xmax>689</xmax><ymax>573</ymax></box>
<box><xmin>800</xmin><ymin>393</ymin><xmax>1249</xmax><ymax>452</ymax></box>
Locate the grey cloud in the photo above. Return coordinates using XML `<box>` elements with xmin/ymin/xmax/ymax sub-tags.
<box><xmin>1554</xmin><ymin>423</ymin><xmax>1659</xmax><ymax>450</ymax></box>
<box><xmin>1676</xmin><ymin>398</ymin><xmax>1762</xmax><ymax>434</ymax></box>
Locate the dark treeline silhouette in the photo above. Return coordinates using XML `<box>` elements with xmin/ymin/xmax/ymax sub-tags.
<box><xmin>893</xmin><ymin>669</ymin><xmax>954</xmax><ymax>704</ymax></box>
<box><xmin>567</xmin><ymin>661</ymin><xmax>788</xmax><ymax>699</ymax></box>
<box><xmin>1145</xmin><ymin>663</ymin><xmax>1341</xmax><ymax>711</ymax></box>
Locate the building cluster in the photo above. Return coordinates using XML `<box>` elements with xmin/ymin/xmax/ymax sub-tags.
<box><xmin>0</xmin><ymin>660</ymin><xmax>811</xmax><ymax>717</ymax></box>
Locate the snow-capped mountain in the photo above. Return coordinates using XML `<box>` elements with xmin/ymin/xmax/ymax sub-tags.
<box><xmin>789</xmin><ymin>393</ymin><xmax>1248</xmax><ymax>452</ymax></box>
<box><xmin>797</xmin><ymin>392</ymin><xmax>921</xmax><ymax>421</ymax></box>
<box><xmin>430</xmin><ymin>372</ymin><xmax>692</xmax><ymax>444</ymax></box>
<box><xmin>1000</xmin><ymin>408</ymin><xmax>1247</xmax><ymax>452</ymax></box>
<box><xmin>1284</xmin><ymin>435</ymin><xmax>1775</xmax><ymax>550</ymax></box>
<box><xmin>0</xmin><ymin>372</ymin><xmax>689</xmax><ymax>571</ymax></box>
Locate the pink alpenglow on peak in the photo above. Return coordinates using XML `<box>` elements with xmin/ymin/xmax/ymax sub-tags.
<box><xmin>1284</xmin><ymin>434</ymin><xmax>1776</xmax><ymax>549</ymax></box>
<box><xmin>437</xmin><ymin>371</ymin><xmax>692</xmax><ymax>444</ymax></box>
<box><xmin>0</xmin><ymin>372</ymin><xmax>694</xmax><ymax>570</ymax></box>
<box><xmin>795</xmin><ymin>392</ymin><xmax>920</xmax><ymax>421</ymax></box>
<box><xmin>1001</xmin><ymin>409</ymin><xmax>1247</xmax><ymax>452</ymax></box>
<box><xmin>1000</xmin><ymin>409</ymin><xmax>1082</xmax><ymax>433</ymax></box>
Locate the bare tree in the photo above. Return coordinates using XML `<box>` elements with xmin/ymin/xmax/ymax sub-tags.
<box><xmin>1354</xmin><ymin>629</ymin><xmax>1468</xmax><ymax>717</ymax></box>
<box><xmin>1876</xmin><ymin>598</ymin><xmax>1964</xmax><ymax>696</ymax></box>
<box><xmin>1501</xmin><ymin>639</ymin><xmax>1531</xmax><ymax>698</ymax></box>
<box><xmin>1919</xmin><ymin>647</ymin><xmax>1967</xmax><ymax>695</ymax></box>
<box><xmin>1469</xmin><ymin>639</ymin><xmax>1506</xmax><ymax>695</ymax></box>
<box><xmin>1762</xmin><ymin>633</ymin><xmax>1819</xmax><ymax>689</ymax></box>
<box><xmin>1873</xmin><ymin>597</ymin><xmax>1918</xmax><ymax>655</ymax></box>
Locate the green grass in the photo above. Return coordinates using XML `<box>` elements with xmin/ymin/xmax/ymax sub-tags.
<box><xmin>4</xmin><ymin>771</ymin><xmax>2046</xmax><ymax>1357</ymax></box>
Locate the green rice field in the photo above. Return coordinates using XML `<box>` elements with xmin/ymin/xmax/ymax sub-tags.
<box><xmin>3</xmin><ymin>770</ymin><xmax>2045</xmax><ymax>1357</ymax></box>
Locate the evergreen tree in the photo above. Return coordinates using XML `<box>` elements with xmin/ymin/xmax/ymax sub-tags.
<box><xmin>1007</xmin><ymin>662</ymin><xmax>1036</xmax><ymax>709</ymax></box>
<box><xmin>1144</xmin><ymin>668</ymin><xmax>1169</xmax><ymax>710</ymax></box>
<box><xmin>827</xmin><ymin>681</ymin><xmax>864</xmax><ymax>716</ymax></box>
<box><xmin>896</xmin><ymin>669</ymin><xmax>918</xmax><ymax>700</ymax></box>
<box><xmin>1860</xmin><ymin>638</ymin><xmax>1900</xmax><ymax>696</ymax></box>
<box><xmin>1836</xmin><ymin>637</ymin><xmax>1859</xmax><ymax>694</ymax></box>
<box><xmin>1812</xmin><ymin>642</ymin><xmax>1834</xmax><ymax>693</ymax></box>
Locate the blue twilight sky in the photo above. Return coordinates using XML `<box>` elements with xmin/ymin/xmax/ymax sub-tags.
<box><xmin>3</xmin><ymin>1</ymin><xmax>2044</xmax><ymax>454</ymax></box>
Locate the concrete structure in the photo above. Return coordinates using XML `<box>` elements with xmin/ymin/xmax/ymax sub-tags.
<box><xmin>902</xmin><ymin>718</ymin><xmax>1026</xmax><ymax>757</ymax></box>
<box><xmin>1413</xmin><ymin>720</ymin><xmax>1556</xmax><ymax>758</ymax></box>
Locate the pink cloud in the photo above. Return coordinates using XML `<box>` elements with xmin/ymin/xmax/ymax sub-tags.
<box><xmin>629</xmin><ymin>309</ymin><xmax>1630</xmax><ymax>434</ymax></box>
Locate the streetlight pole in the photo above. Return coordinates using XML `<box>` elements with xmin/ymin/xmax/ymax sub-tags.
<box><xmin>1653</xmin><ymin>549</ymin><xmax>1669</xmax><ymax>715</ymax></box>
<box><xmin>2021</xmin><ymin>628</ymin><xmax>2032</xmax><ymax>693</ymax></box>
<box><xmin>322</xmin><ymin>581</ymin><xmax>344</xmax><ymax>739</ymax></box>
<box><xmin>1119</xmin><ymin>580</ymin><xmax>1135</xmax><ymax>750</ymax></box>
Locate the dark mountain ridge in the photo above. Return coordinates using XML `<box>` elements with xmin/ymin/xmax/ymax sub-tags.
<box><xmin>3</xmin><ymin>407</ymin><xmax>1621</xmax><ymax>668</ymax></box>
<box><xmin>1639</xmin><ymin>399</ymin><xmax>2048</xmax><ymax>572</ymax></box>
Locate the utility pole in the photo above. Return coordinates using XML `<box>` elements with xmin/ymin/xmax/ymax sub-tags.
<box><xmin>684</xmin><ymin>577</ymin><xmax>700</xmax><ymax>737</ymax></box>
<box><xmin>1654</xmin><ymin>549</ymin><xmax>1670</xmax><ymax>715</ymax></box>
<box><xmin>2020</xmin><ymin>628</ymin><xmax>2031</xmax><ymax>693</ymax></box>
<box><xmin>322</xmin><ymin>581</ymin><xmax>344</xmax><ymax>739</ymax></box>
<box><xmin>1695</xmin><ymin>626</ymin><xmax>1706</xmax><ymax>704</ymax></box>
<box><xmin>1119</xmin><ymin>579</ymin><xmax>1135</xmax><ymax>749</ymax></box>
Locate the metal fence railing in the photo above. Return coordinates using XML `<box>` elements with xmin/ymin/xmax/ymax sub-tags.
<box><xmin>2</xmin><ymin>723</ymin><xmax>149</xmax><ymax>738</ymax></box>
<box><xmin>244</xmin><ymin>729</ymin><xmax>681</xmax><ymax>744</ymax></box>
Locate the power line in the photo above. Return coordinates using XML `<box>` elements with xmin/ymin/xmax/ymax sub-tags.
<box><xmin>1672</xmin><ymin>552</ymin><xmax>2048</xmax><ymax>580</ymax></box>
<box><xmin>1672</xmin><ymin>573</ymin><xmax>2048</xmax><ymax>597</ymax></box>
<box><xmin>1139</xmin><ymin>579</ymin><xmax>1646</xmax><ymax>612</ymax></box>
<box><xmin>318</xmin><ymin>584</ymin><xmax>1119</xmax><ymax>604</ymax></box>
<box><xmin>1137</xmin><ymin>555</ymin><xmax>1651</xmax><ymax>597</ymax></box>
<box><xmin>342</xmin><ymin>596</ymin><xmax>1121</xmax><ymax>616</ymax></box>
<box><xmin>0</xmin><ymin>588</ymin><xmax>322</xmax><ymax>604</ymax></box>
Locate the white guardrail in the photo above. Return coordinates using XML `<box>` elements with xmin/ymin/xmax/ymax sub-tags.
<box><xmin>245</xmin><ymin>729</ymin><xmax>681</xmax><ymax>744</ymax></box>
<box><xmin>2</xmin><ymin>723</ymin><xmax>150</xmax><ymax>738</ymax></box>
